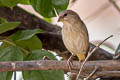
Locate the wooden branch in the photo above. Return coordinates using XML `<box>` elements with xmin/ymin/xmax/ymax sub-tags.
<box><xmin>0</xmin><ymin>6</ymin><xmax>114</xmax><ymax>61</ymax></box>
<box><xmin>76</xmin><ymin>35</ymin><xmax>113</xmax><ymax>80</ymax></box>
<box><xmin>109</xmin><ymin>0</ymin><xmax>120</xmax><ymax>12</ymax></box>
<box><xmin>38</xmin><ymin>32</ymin><xmax>113</xmax><ymax>61</ymax></box>
<box><xmin>0</xmin><ymin>7</ymin><xmax>117</xmax><ymax>80</ymax></box>
<box><xmin>0</xmin><ymin>6</ymin><xmax>119</xmax><ymax>80</ymax></box>
<box><xmin>0</xmin><ymin>60</ymin><xmax>120</xmax><ymax>77</ymax></box>
<box><xmin>86</xmin><ymin>66</ymin><xmax>99</xmax><ymax>80</ymax></box>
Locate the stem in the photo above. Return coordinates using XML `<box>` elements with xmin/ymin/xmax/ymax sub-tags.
<box><xmin>0</xmin><ymin>39</ymin><xmax>29</xmax><ymax>55</ymax></box>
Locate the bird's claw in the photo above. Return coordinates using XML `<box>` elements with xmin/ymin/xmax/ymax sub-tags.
<box><xmin>67</xmin><ymin>60</ymin><xmax>72</xmax><ymax>71</ymax></box>
<box><xmin>67</xmin><ymin>55</ymin><xmax>74</xmax><ymax>71</ymax></box>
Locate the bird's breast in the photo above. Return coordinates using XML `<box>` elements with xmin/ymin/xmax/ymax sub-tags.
<box><xmin>62</xmin><ymin>23</ymin><xmax>89</xmax><ymax>55</ymax></box>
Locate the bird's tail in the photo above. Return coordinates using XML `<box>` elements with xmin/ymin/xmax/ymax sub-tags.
<box><xmin>76</xmin><ymin>53</ymin><xmax>85</xmax><ymax>61</ymax></box>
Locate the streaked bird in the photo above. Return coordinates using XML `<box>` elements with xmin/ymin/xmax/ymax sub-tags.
<box><xmin>58</xmin><ymin>10</ymin><xmax>89</xmax><ymax>70</ymax></box>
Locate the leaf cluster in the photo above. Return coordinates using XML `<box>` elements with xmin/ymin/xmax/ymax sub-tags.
<box><xmin>0</xmin><ymin>0</ymin><xmax>69</xmax><ymax>80</ymax></box>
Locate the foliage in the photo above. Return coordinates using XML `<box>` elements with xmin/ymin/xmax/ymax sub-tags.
<box><xmin>0</xmin><ymin>0</ymin><xmax>69</xmax><ymax>80</ymax></box>
<box><xmin>23</xmin><ymin>49</ymin><xmax>64</xmax><ymax>80</ymax></box>
<box><xmin>0</xmin><ymin>22</ymin><xmax>20</xmax><ymax>34</ymax></box>
<box><xmin>0</xmin><ymin>17</ymin><xmax>7</xmax><ymax>23</ymax></box>
<box><xmin>29</xmin><ymin>0</ymin><xmax>69</xmax><ymax>17</ymax></box>
<box><xmin>0</xmin><ymin>0</ymin><xmax>69</xmax><ymax>17</ymax></box>
<box><xmin>0</xmin><ymin>0</ymin><xmax>30</xmax><ymax>8</ymax></box>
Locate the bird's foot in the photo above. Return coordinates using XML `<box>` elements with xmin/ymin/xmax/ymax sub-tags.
<box><xmin>67</xmin><ymin>59</ymin><xmax>72</xmax><ymax>71</ymax></box>
<box><xmin>67</xmin><ymin>54</ymin><xmax>74</xmax><ymax>71</ymax></box>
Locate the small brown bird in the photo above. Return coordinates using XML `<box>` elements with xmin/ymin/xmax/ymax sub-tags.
<box><xmin>58</xmin><ymin>10</ymin><xmax>89</xmax><ymax>69</ymax></box>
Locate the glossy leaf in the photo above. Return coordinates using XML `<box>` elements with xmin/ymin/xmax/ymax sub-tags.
<box><xmin>0</xmin><ymin>46</ymin><xmax>23</xmax><ymax>80</ymax></box>
<box><xmin>0</xmin><ymin>17</ymin><xmax>7</xmax><ymax>24</ymax></box>
<box><xmin>0</xmin><ymin>0</ymin><xmax>30</xmax><ymax>8</ymax></box>
<box><xmin>0</xmin><ymin>46</ymin><xmax>23</xmax><ymax>61</ymax></box>
<box><xmin>14</xmin><ymin>35</ymin><xmax>42</xmax><ymax>51</ymax></box>
<box><xmin>0</xmin><ymin>38</ymin><xmax>17</xmax><ymax>49</ymax></box>
<box><xmin>1</xmin><ymin>30</ymin><xmax>43</xmax><ymax>52</ymax></box>
<box><xmin>0</xmin><ymin>0</ymin><xmax>20</xmax><ymax>8</ymax></box>
<box><xmin>11</xmin><ymin>29</ymin><xmax>44</xmax><ymax>41</ymax></box>
<box><xmin>0</xmin><ymin>1</ymin><xmax>5</xmax><ymax>7</ymax></box>
<box><xmin>20</xmin><ymin>0</ymin><xmax>30</xmax><ymax>4</ymax></box>
<box><xmin>0</xmin><ymin>22</ymin><xmax>20</xmax><ymax>34</ymax></box>
<box><xmin>30</xmin><ymin>0</ymin><xmax>69</xmax><ymax>17</ymax></box>
<box><xmin>0</xmin><ymin>72</ymin><xmax>13</xmax><ymax>80</ymax></box>
<box><xmin>23</xmin><ymin>49</ymin><xmax>64</xmax><ymax>80</ymax></box>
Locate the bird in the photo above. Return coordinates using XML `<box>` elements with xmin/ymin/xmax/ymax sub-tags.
<box><xmin>58</xmin><ymin>10</ymin><xmax>89</xmax><ymax>70</ymax></box>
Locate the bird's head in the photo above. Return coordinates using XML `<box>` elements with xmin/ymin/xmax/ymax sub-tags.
<box><xmin>58</xmin><ymin>10</ymin><xmax>80</xmax><ymax>23</ymax></box>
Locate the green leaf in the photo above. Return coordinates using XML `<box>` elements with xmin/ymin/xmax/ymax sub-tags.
<box><xmin>24</xmin><ymin>49</ymin><xmax>57</xmax><ymax>60</ymax></box>
<box><xmin>20</xmin><ymin>0</ymin><xmax>30</xmax><ymax>4</ymax></box>
<box><xmin>0</xmin><ymin>0</ymin><xmax>19</xmax><ymax>8</ymax></box>
<box><xmin>0</xmin><ymin>46</ymin><xmax>23</xmax><ymax>80</ymax></box>
<box><xmin>0</xmin><ymin>46</ymin><xmax>23</xmax><ymax>61</ymax></box>
<box><xmin>30</xmin><ymin>0</ymin><xmax>69</xmax><ymax>18</ymax></box>
<box><xmin>0</xmin><ymin>22</ymin><xmax>20</xmax><ymax>34</ymax></box>
<box><xmin>11</xmin><ymin>29</ymin><xmax>44</xmax><ymax>41</ymax></box>
<box><xmin>14</xmin><ymin>35</ymin><xmax>42</xmax><ymax>51</ymax></box>
<box><xmin>0</xmin><ymin>38</ymin><xmax>17</xmax><ymax>49</ymax></box>
<box><xmin>0</xmin><ymin>1</ymin><xmax>5</xmax><ymax>7</ymax></box>
<box><xmin>0</xmin><ymin>0</ymin><xmax>30</xmax><ymax>8</ymax></box>
<box><xmin>23</xmin><ymin>70</ymin><xmax>64</xmax><ymax>80</ymax></box>
<box><xmin>0</xmin><ymin>72</ymin><xmax>13</xmax><ymax>80</ymax></box>
<box><xmin>0</xmin><ymin>17</ymin><xmax>7</xmax><ymax>24</ymax></box>
<box><xmin>1</xmin><ymin>30</ymin><xmax>43</xmax><ymax>52</ymax></box>
<box><xmin>23</xmin><ymin>49</ymin><xmax>64</xmax><ymax>80</ymax></box>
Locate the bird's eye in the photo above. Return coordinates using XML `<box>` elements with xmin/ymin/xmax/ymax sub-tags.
<box><xmin>64</xmin><ymin>13</ymin><xmax>67</xmax><ymax>17</ymax></box>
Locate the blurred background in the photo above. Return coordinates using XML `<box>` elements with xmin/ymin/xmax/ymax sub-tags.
<box><xmin>6</xmin><ymin>0</ymin><xmax>120</xmax><ymax>80</ymax></box>
<box><xmin>18</xmin><ymin>0</ymin><xmax>120</xmax><ymax>54</ymax></box>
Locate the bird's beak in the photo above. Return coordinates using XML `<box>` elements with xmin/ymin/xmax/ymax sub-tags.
<box><xmin>58</xmin><ymin>16</ymin><xmax>64</xmax><ymax>22</ymax></box>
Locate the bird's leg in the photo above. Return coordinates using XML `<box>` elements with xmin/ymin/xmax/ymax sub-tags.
<box><xmin>67</xmin><ymin>54</ymin><xmax>74</xmax><ymax>71</ymax></box>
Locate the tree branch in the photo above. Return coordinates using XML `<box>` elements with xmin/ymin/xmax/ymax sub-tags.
<box><xmin>86</xmin><ymin>65</ymin><xmax>99</xmax><ymax>80</ymax></box>
<box><xmin>76</xmin><ymin>35</ymin><xmax>113</xmax><ymax>80</ymax></box>
<box><xmin>109</xmin><ymin>0</ymin><xmax>120</xmax><ymax>12</ymax></box>
<box><xmin>0</xmin><ymin>6</ymin><xmax>113</xmax><ymax>61</ymax></box>
<box><xmin>0</xmin><ymin>60</ymin><xmax>120</xmax><ymax>78</ymax></box>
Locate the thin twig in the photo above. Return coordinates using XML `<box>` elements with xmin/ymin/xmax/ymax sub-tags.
<box><xmin>109</xmin><ymin>0</ymin><xmax>120</xmax><ymax>12</ymax></box>
<box><xmin>0</xmin><ymin>39</ymin><xmax>29</xmax><ymax>55</ymax></box>
<box><xmin>0</xmin><ymin>39</ymin><xmax>16</xmax><ymax>46</ymax></box>
<box><xmin>76</xmin><ymin>35</ymin><xmax>113</xmax><ymax>80</ymax></box>
<box><xmin>53</xmin><ymin>8</ymin><xmax>59</xmax><ymax>17</ymax></box>
<box><xmin>86</xmin><ymin>66</ymin><xmax>99</xmax><ymax>80</ymax></box>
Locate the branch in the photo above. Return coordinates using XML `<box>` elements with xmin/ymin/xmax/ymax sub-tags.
<box><xmin>0</xmin><ymin>6</ymin><xmax>113</xmax><ymax>61</ymax></box>
<box><xmin>0</xmin><ymin>5</ymin><xmax>119</xmax><ymax>80</ymax></box>
<box><xmin>0</xmin><ymin>60</ymin><xmax>120</xmax><ymax>78</ymax></box>
<box><xmin>109</xmin><ymin>0</ymin><xmax>120</xmax><ymax>12</ymax></box>
<box><xmin>76</xmin><ymin>35</ymin><xmax>113</xmax><ymax>80</ymax></box>
<box><xmin>86</xmin><ymin>65</ymin><xmax>99</xmax><ymax>80</ymax></box>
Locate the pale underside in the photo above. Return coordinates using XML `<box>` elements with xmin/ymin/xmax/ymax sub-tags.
<box><xmin>62</xmin><ymin>21</ymin><xmax>89</xmax><ymax>56</ymax></box>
